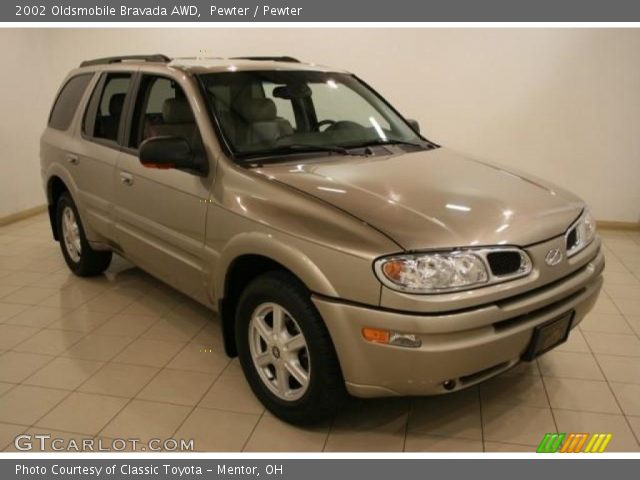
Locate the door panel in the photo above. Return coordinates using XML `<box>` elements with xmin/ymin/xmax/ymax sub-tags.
<box><xmin>71</xmin><ymin>140</ymin><xmax>119</xmax><ymax>241</ymax></box>
<box><xmin>114</xmin><ymin>152</ymin><xmax>210</xmax><ymax>300</ymax></box>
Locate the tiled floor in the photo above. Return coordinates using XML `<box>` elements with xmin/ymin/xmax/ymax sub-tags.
<box><xmin>1</xmin><ymin>213</ymin><xmax>640</xmax><ymax>452</ymax></box>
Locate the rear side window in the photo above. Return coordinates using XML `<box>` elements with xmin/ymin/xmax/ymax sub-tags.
<box><xmin>83</xmin><ymin>73</ymin><xmax>132</xmax><ymax>143</ymax></box>
<box><xmin>48</xmin><ymin>74</ymin><xmax>93</xmax><ymax>131</ymax></box>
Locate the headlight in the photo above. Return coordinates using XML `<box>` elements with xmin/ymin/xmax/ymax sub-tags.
<box><xmin>374</xmin><ymin>252</ymin><xmax>489</xmax><ymax>293</ymax></box>
<box><xmin>566</xmin><ymin>208</ymin><xmax>597</xmax><ymax>257</ymax></box>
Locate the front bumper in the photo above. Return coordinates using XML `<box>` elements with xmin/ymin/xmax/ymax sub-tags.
<box><xmin>314</xmin><ymin>246</ymin><xmax>604</xmax><ymax>397</ymax></box>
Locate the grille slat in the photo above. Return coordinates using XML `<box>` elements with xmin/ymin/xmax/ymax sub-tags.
<box><xmin>486</xmin><ymin>251</ymin><xmax>524</xmax><ymax>277</ymax></box>
<box><xmin>566</xmin><ymin>228</ymin><xmax>579</xmax><ymax>252</ymax></box>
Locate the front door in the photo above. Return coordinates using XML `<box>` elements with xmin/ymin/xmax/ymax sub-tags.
<box><xmin>113</xmin><ymin>74</ymin><xmax>213</xmax><ymax>302</ymax></box>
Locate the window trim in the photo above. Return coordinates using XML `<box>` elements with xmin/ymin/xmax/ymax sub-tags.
<box><xmin>48</xmin><ymin>73</ymin><xmax>94</xmax><ymax>132</ymax></box>
<box><xmin>195</xmin><ymin>75</ymin><xmax>236</xmax><ymax>161</ymax></box>
<box><xmin>80</xmin><ymin>71</ymin><xmax>136</xmax><ymax>151</ymax></box>
<box><xmin>120</xmin><ymin>72</ymin><xmax>143</xmax><ymax>156</ymax></box>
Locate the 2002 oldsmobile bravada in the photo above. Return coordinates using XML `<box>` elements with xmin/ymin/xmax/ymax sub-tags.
<box><xmin>41</xmin><ymin>54</ymin><xmax>604</xmax><ymax>424</ymax></box>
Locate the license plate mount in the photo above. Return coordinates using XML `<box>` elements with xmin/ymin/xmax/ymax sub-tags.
<box><xmin>522</xmin><ymin>311</ymin><xmax>574</xmax><ymax>361</ymax></box>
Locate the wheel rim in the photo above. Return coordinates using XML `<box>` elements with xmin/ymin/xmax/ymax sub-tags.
<box><xmin>248</xmin><ymin>302</ymin><xmax>311</xmax><ymax>401</ymax></box>
<box><xmin>61</xmin><ymin>206</ymin><xmax>81</xmax><ymax>263</ymax></box>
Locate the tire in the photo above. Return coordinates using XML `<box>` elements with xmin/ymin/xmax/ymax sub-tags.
<box><xmin>235</xmin><ymin>271</ymin><xmax>348</xmax><ymax>425</ymax></box>
<box><xmin>56</xmin><ymin>192</ymin><xmax>112</xmax><ymax>277</ymax></box>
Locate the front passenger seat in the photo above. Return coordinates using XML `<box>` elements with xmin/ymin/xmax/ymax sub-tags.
<box><xmin>149</xmin><ymin>97</ymin><xmax>197</xmax><ymax>141</ymax></box>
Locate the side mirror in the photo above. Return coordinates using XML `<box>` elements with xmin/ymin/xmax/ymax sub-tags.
<box><xmin>139</xmin><ymin>136</ymin><xmax>207</xmax><ymax>175</ymax></box>
<box><xmin>407</xmin><ymin>118</ymin><xmax>420</xmax><ymax>134</ymax></box>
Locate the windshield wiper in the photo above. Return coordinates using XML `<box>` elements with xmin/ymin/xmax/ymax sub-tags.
<box><xmin>284</xmin><ymin>144</ymin><xmax>359</xmax><ymax>155</ymax></box>
<box><xmin>240</xmin><ymin>144</ymin><xmax>367</xmax><ymax>163</ymax></box>
<box><xmin>345</xmin><ymin>138</ymin><xmax>427</xmax><ymax>149</ymax></box>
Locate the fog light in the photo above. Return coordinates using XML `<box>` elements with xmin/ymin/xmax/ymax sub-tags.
<box><xmin>443</xmin><ymin>379</ymin><xmax>457</xmax><ymax>391</ymax></box>
<box><xmin>362</xmin><ymin>328</ymin><xmax>421</xmax><ymax>348</ymax></box>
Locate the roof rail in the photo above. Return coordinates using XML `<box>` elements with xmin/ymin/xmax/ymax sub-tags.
<box><xmin>230</xmin><ymin>56</ymin><xmax>301</xmax><ymax>63</ymax></box>
<box><xmin>80</xmin><ymin>54</ymin><xmax>171</xmax><ymax>67</ymax></box>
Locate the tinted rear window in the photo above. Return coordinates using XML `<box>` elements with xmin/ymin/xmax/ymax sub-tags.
<box><xmin>48</xmin><ymin>74</ymin><xmax>93</xmax><ymax>131</ymax></box>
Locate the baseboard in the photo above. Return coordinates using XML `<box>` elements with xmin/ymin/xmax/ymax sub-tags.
<box><xmin>0</xmin><ymin>205</ymin><xmax>48</xmax><ymax>227</ymax></box>
<box><xmin>597</xmin><ymin>220</ymin><xmax>640</xmax><ymax>231</ymax></box>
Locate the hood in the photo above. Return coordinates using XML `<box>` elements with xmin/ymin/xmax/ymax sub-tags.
<box><xmin>253</xmin><ymin>148</ymin><xmax>584</xmax><ymax>251</ymax></box>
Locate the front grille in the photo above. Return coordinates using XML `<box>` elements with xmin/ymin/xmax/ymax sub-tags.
<box><xmin>486</xmin><ymin>251</ymin><xmax>523</xmax><ymax>277</ymax></box>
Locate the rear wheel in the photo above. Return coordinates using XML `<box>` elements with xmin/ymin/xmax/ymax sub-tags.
<box><xmin>235</xmin><ymin>271</ymin><xmax>347</xmax><ymax>424</ymax></box>
<box><xmin>56</xmin><ymin>192</ymin><xmax>112</xmax><ymax>276</ymax></box>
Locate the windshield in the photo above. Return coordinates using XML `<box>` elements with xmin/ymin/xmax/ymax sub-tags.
<box><xmin>198</xmin><ymin>71</ymin><xmax>427</xmax><ymax>159</ymax></box>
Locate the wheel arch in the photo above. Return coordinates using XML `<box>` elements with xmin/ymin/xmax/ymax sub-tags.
<box><xmin>46</xmin><ymin>175</ymin><xmax>71</xmax><ymax>241</ymax></box>
<box><xmin>215</xmin><ymin>233</ymin><xmax>340</xmax><ymax>357</ymax></box>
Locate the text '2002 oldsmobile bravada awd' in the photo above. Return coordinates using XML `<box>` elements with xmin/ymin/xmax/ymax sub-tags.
<box><xmin>40</xmin><ymin>55</ymin><xmax>604</xmax><ymax>424</ymax></box>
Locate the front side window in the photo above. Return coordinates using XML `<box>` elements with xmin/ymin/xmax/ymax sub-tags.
<box><xmin>199</xmin><ymin>71</ymin><xmax>426</xmax><ymax>160</ymax></box>
<box><xmin>129</xmin><ymin>75</ymin><xmax>201</xmax><ymax>151</ymax></box>
<box><xmin>85</xmin><ymin>73</ymin><xmax>132</xmax><ymax>142</ymax></box>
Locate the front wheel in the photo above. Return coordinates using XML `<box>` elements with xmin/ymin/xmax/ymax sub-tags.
<box><xmin>235</xmin><ymin>271</ymin><xmax>347</xmax><ymax>425</ymax></box>
<box><xmin>56</xmin><ymin>192</ymin><xmax>112</xmax><ymax>277</ymax></box>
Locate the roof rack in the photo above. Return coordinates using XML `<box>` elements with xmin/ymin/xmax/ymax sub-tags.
<box><xmin>80</xmin><ymin>54</ymin><xmax>171</xmax><ymax>67</ymax></box>
<box><xmin>230</xmin><ymin>56</ymin><xmax>301</xmax><ymax>63</ymax></box>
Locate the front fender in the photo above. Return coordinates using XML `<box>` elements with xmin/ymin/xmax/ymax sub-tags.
<box><xmin>213</xmin><ymin>231</ymin><xmax>340</xmax><ymax>305</ymax></box>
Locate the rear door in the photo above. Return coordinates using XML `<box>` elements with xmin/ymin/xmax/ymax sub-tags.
<box><xmin>112</xmin><ymin>73</ymin><xmax>213</xmax><ymax>302</ymax></box>
<box><xmin>73</xmin><ymin>71</ymin><xmax>135</xmax><ymax>241</ymax></box>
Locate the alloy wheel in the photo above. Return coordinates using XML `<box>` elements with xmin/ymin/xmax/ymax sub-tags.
<box><xmin>248</xmin><ymin>302</ymin><xmax>311</xmax><ymax>401</ymax></box>
<box><xmin>61</xmin><ymin>206</ymin><xmax>81</xmax><ymax>263</ymax></box>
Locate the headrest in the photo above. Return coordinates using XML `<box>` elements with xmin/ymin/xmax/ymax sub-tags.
<box><xmin>237</xmin><ymin>98</ymin><xmax>277</xmax><ymax>122</ymax></box>
<box><xmin>109</xmin><ymin>93</ymin><xmax>126</xmax><ymax>116</ymax></box>
<box><xmin>162</xmin><ymin>98</ymin><xmax>194</xmax><ymax>124</ymax></box>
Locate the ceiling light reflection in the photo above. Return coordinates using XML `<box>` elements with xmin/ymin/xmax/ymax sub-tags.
<box><xmin>445</xmin><ymin>204</ymin><xmax>471</xmax><ymax>212</ymax></box>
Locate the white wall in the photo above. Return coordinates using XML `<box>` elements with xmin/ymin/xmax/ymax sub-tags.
<box><xmin>0</xmin><ymin>29</ymin><xmax>52</xmax><ymax>218</ymax></box>
<box><xmin>2</xmin><ymin>28</ymin><xmax>639</xmax><ymax>222</ymax></box>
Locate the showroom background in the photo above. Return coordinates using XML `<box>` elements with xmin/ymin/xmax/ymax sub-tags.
<box><xmin>0</xmin><ymin>28</ymin><xmax>638</xmax><ymax>224</ymax></box>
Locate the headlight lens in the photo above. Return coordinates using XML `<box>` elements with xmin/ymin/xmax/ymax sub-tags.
<box><xmin>375</xmin><ymin>252</ymin><xmax>489</xmax><ymax>293</ymax></box>
<box><xmin>566</xmin><ymin>208</ymin><xmax>597</xmax><ymax>257</ymax></box>
<box><xmin>583</xmin><ymin>209</ymin><xmax>597</xmax><ymax>244</ymax></box>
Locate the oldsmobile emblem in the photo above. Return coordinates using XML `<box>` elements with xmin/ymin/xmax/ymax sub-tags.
<box><xmin>545</xmin><ymin>248</ymin><xmax>563</xmax><ymax>266</ymax></box>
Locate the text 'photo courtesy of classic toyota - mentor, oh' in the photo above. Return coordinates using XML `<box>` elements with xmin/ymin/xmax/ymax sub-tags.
<box><xmin>40</xmin><ymin>54</ymin><xmax>604</xmax><ymax>424</ymax></box>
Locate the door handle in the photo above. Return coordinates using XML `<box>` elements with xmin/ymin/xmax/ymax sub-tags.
<box><xmin>66</xmin><ymin>154</ymin><xmax>79</xmax><ymax>165</ymax></box>
<box><xmin>120</xmin><ymin>172</ymin><xmax>134</xmax><ymax>186</ymax></box>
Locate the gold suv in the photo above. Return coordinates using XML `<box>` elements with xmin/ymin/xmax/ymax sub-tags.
<box><xmin>41</xmin><ymin>55</ymin><xmax>604</xmax><ymax>424</ymax></box>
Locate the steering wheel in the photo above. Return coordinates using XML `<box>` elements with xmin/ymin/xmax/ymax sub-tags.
<box><xmin>317</xmin><ymin>119</ymin><xmax>336</xmax><ymax>131</ymax></box>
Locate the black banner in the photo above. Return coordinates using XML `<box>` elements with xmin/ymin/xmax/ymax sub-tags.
<box><xmin>4</xmin><ymin>0</ymin><xmax>640</xmax><ymax>22</ymax></box>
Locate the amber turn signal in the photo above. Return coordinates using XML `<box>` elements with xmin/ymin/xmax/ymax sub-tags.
<box><xmin>362</xmin><ymin>327</ymin><xmax>390</xmax><ymax>344</ymax></box>
<box><xmin>382</xmin><ymin>260</ymin><xmax>403</xmax><ymax>281</ymax></box>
